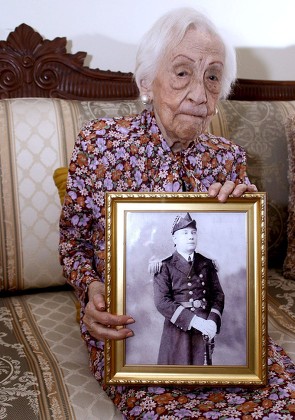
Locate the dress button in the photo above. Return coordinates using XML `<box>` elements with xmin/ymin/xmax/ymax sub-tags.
<box><xmin>188</xmin><ymin>282</ymin><xmax>192</xmax><ymax>287</ymax></box>
<box><xmin>189</xmin><ymin>291</ymin><xmax>193</xmax><ymax>295</ymax></box>
<box><xmin>203</xmin><ymin>290</ymin><xmax>206</xmax><ymax>294</ymax></box>
<box><xmin>190</xmin><ymin>308</ymin><xmax>195</xmax><ymax>312</ymax></box>
<box><xmin>202</xmin><ymin>282</ymin><xmax>205</xmax><ymax>286</ymax></box>
<box><xmin>199</xmin><ymin>274</ymin><xmax>203</xmax><ymax>278</ymax></box>
<box><xmin>189</xmin><ymin>298</ymin><xmax>194</xmax><ymax>302</ymax></box>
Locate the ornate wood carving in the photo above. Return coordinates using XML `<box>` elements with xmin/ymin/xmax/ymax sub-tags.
<box><xmin>0</xmin><ymin>23</ymin><xmax>139</xmax><ymax>100</ymax></box>
<box><xmin>0</xmin><ymin>23</ymin><xmax>294</xmax><ymax>101</ymax></box>
<box><xmin>229</xmin><ymin>78</ymin><xmax>295</xmax><ymax>101</ymax></box>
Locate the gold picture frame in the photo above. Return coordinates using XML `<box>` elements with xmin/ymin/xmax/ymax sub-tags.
<box><xmin>104</xmin><ymin>192</ymin><xmax>267</xmax><ymax>387</ymax></box>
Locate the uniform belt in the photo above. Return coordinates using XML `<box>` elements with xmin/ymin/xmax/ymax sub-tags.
<box><xmin>180</xmin><ymin>299</ymin><xmax>207</xmax><ymax>309</ymax></box>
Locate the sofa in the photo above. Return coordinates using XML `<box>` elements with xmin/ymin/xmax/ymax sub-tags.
<box><xmin>0</xmin><ymin>24</ymin><xmax>295</xmax><ymax>419</ymax></box>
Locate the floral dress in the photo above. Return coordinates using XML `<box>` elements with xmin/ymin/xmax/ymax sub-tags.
<box><xmin>59</xmin><ymin>110</ymin><xmax>295</xmax><ymax>419</ymax></box>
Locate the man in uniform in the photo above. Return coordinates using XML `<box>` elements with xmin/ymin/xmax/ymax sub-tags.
<box><xmin>153</xmin><ymin>213</ymin><xmax>224</xmax><ymax>365</ymax></box>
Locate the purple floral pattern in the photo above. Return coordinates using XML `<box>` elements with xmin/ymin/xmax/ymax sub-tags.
<box><xmin>60</xmin><ymin>110</ymin><xmax>249</xmax><ymax>303</ymax></box>
<box><xmin>88</xmin><ymin>337</ymin><xmax>295</xmax><ymax>419</ymax></box>
<box><xmin>59</xmin><ymin>110</ymin><xmax>295</xmax><ymax>418</ymax></box>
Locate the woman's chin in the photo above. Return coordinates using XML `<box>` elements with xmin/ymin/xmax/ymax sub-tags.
<box><xmin>176</xmin><ymin>125</ymin><xmax>204</xmax><ymax>142</ymax></box>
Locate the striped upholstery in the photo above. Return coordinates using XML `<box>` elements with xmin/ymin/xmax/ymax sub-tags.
<box><xmin>0</xmin><ymin>98</ymin><xmax>143</xmax><ymax>291</ymax></box>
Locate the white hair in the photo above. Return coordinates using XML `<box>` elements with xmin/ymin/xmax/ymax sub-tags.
<box><xmin>134</xmin><ymin>7</ymin><xmax>237</xmax><ymax>99</ymax></box>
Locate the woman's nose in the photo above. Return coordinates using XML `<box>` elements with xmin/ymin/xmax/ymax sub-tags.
<box><xmin>188</xmin><ymin>78</ymin><xmax>207</xmax><ymax>104</ymax></box>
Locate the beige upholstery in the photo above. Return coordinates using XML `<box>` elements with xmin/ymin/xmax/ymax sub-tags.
<box><xmin>0</xmin><ymin>98</ymin><xmax>143</xmax><ymax>291</ymax></box>
<box><xmin>211</xmin><ymin>100</ymin><xmax>295</xmax><ymax>267</ymax></box>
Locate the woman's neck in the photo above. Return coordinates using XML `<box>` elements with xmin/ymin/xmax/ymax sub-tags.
<box><xmin>153</xmin><ymin>111</ymin><xmax>198</xmax><ymax>153</ymax></box>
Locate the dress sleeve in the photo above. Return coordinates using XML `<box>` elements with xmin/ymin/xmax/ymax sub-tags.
<box><xmin>59</xmin><ymin>119</ymin><xmax>107</xmax><ymax>305</ymax></box>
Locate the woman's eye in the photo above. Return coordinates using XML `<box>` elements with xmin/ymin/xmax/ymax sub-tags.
<box><xmin>170</xmin><ymin>66</ymin><xmax>191</xmax><ymax>89</ymax></box>
<box><xmin>205</xmin><ymin>69</ymin><xmax>223</xmax><ymax>93</ymax></box>
<box><xmin>208</xmin><ymin>74</ymin><xmax>218</xmax><ymax>81</ymax></box>
<box><xmin>174</xmin><ymin>65</ymin><xmax>191</xmax><ymax>78</ymax></box>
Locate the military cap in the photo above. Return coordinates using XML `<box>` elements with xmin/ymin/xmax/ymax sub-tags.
<box><xmin>171</xmin><ymin>213</ymin><xmax>197</xmax><ymax>235</ymax></box>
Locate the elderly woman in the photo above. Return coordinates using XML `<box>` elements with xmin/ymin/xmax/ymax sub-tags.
<box><xmin>59</xmin><ymin>7</ymin><xmax>293</xmax><ymax>419</ymax></box>
<box><xmin>61</xmin><ymin>6</ymin><xmax>254</xmax><ymax>333</ymax></box>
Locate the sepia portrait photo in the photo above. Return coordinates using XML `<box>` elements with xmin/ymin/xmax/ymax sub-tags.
<box><xmin>125</xmin><ymin>210</ymin><xmax>247</xmax><ymax>367</ymax></box>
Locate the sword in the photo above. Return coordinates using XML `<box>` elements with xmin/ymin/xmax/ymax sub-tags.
<box><xmin>203</xmin><ymin>335</ymin><xmax>215</xmax><ymax>365</ymax></box>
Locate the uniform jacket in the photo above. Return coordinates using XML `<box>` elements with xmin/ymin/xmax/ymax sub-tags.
<box><xmin>154</xmin><ymin>251</ymin><xmax>224</xmax><ymax>333</ymax></box>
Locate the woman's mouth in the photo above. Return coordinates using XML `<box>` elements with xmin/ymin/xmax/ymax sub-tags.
<box><xmin>178</xmin><ymin>110</ymin><xmax>207</xmax><ymax>119</ymax></box>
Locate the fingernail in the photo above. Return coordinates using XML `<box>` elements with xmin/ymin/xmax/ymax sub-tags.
<box><xmin>126</xmin><ymin>317</ymin><xmax>135</xmax><ymax>324</ymax></box>
<box><xmin>126</xmin><ymin>331</ymin><xmax>134</xmax><ymax>338</ymax></box>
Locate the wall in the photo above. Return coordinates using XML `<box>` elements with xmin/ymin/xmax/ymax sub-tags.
<box><xmin>0</xmin><ymin>0</ymin><xmax>294</xmax><ymax>80</ymax></box>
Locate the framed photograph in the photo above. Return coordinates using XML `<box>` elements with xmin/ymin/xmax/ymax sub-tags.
<box><xmin>104</xmin><ymin>192</ymin><xmax>267</xmax><ymax>386</ymax></box>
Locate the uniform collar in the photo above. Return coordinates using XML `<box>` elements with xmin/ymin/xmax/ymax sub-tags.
<box><xmin>177</xmin><ymin>251</ymin><xmax>194</xmax><ymax>262</ymax></box>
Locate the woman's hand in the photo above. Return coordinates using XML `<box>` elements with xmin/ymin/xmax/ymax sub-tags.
<box><xmin>83</xmin><ymin>281</ymin><xmax>135</xmax><ymax>340</ymax></box>
<box><xmin>208</xmin><ymin>181</ymin><xmax>258</xmax><ymax>203</ymax></box>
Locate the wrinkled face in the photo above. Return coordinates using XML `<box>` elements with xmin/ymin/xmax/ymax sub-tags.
<box><xmin>146</xmin><ymin>28</ymin><xmax>225</xmax><ymax>151</ymax></box>
<box><xmin>173</xmin><ymin>227</ymin><xmax>197</xmax><ymax>254</ymax></box>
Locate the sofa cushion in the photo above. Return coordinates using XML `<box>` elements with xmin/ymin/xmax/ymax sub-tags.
<box><xmin>283</xmin><ymin>114</ymin><xmax>295</xmax><ymax>280</ymax></box>
<box><xmin>53</xmin><ymin>167</ymin><xmax>69</xmax><ymax>205</ymax></box>
<box><xmin>0</xmin><ymin>291</ymin><xmax>122</xmax><ymax>419</ymax></box>
<box><xmin>210</xmin><ymin>100</ymin><xmax>295</xmax><ymax>268</ymax></box>
<box><xmin>0</xmin><ymin>98</ymin><xmax>143</xmax><ymax>291</ymax></box>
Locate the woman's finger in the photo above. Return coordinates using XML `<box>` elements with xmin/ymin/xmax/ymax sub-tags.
<box><xmin>232</xmin><ymin>183</ymin><xmax>258</xmax><ymax>197</ymax></box>
<box><xmin>208</xmin><ymin>182</ymin><xmax>222</xmax><ymax>197</ymax></box>
<box><xmin>89</xmin><ymin>323</ymin><xmax>134</xmax><ymax>340</ymax></box>
<box><xmin>84</xmin><ymin>311</ymin><xmax>134</xmax><ymax>340</ymax></box>
<box><xmin>208</xmin><ymin>181</ymin><xmax>258</xmax><ymax>202</ymax></box>
<box><xmin>215</xmin><ymin>180</ymin><xmax>235</xmax><ymax>202</ymax></box>
<box><xmin>85</xmin><ymin>301</ymin><xmax>134</xmax><ymax>325</ymax></box>
<box><xmin>84</xmin><ymin>280</ymin><xmax>135</xmax><ymax>340</ymax></box>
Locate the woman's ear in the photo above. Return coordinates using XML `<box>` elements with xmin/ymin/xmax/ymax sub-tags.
<box><xmin>140</xmin><ymin>79</ymin><xmax>153</xmax><ymax>101</ymax></box>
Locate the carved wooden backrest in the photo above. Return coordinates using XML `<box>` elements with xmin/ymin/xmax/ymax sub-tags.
<box><xmin>0</xmin><ymin>23</ymin><xmax>295</xmax><ymax>101</ymax></box>
<box><xmin>229</xmin><ymin>79</ymin><xmax>295</xmax><ymax>101</ymax></box>
<box><xmin>0</xmin><ymin>23</ymin><xmax>139</xmax><ymax>100</ymax></box>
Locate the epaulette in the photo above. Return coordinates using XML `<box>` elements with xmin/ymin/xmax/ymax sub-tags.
<box><xmin>212</xmin><ymin>259</ymin><xmax>219</xmax><ymax>271</ymax></box>
<box><xmin>162</xmin><ymin>255</ymin><xmax>173</xmax><ymax>263</ymax></box>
